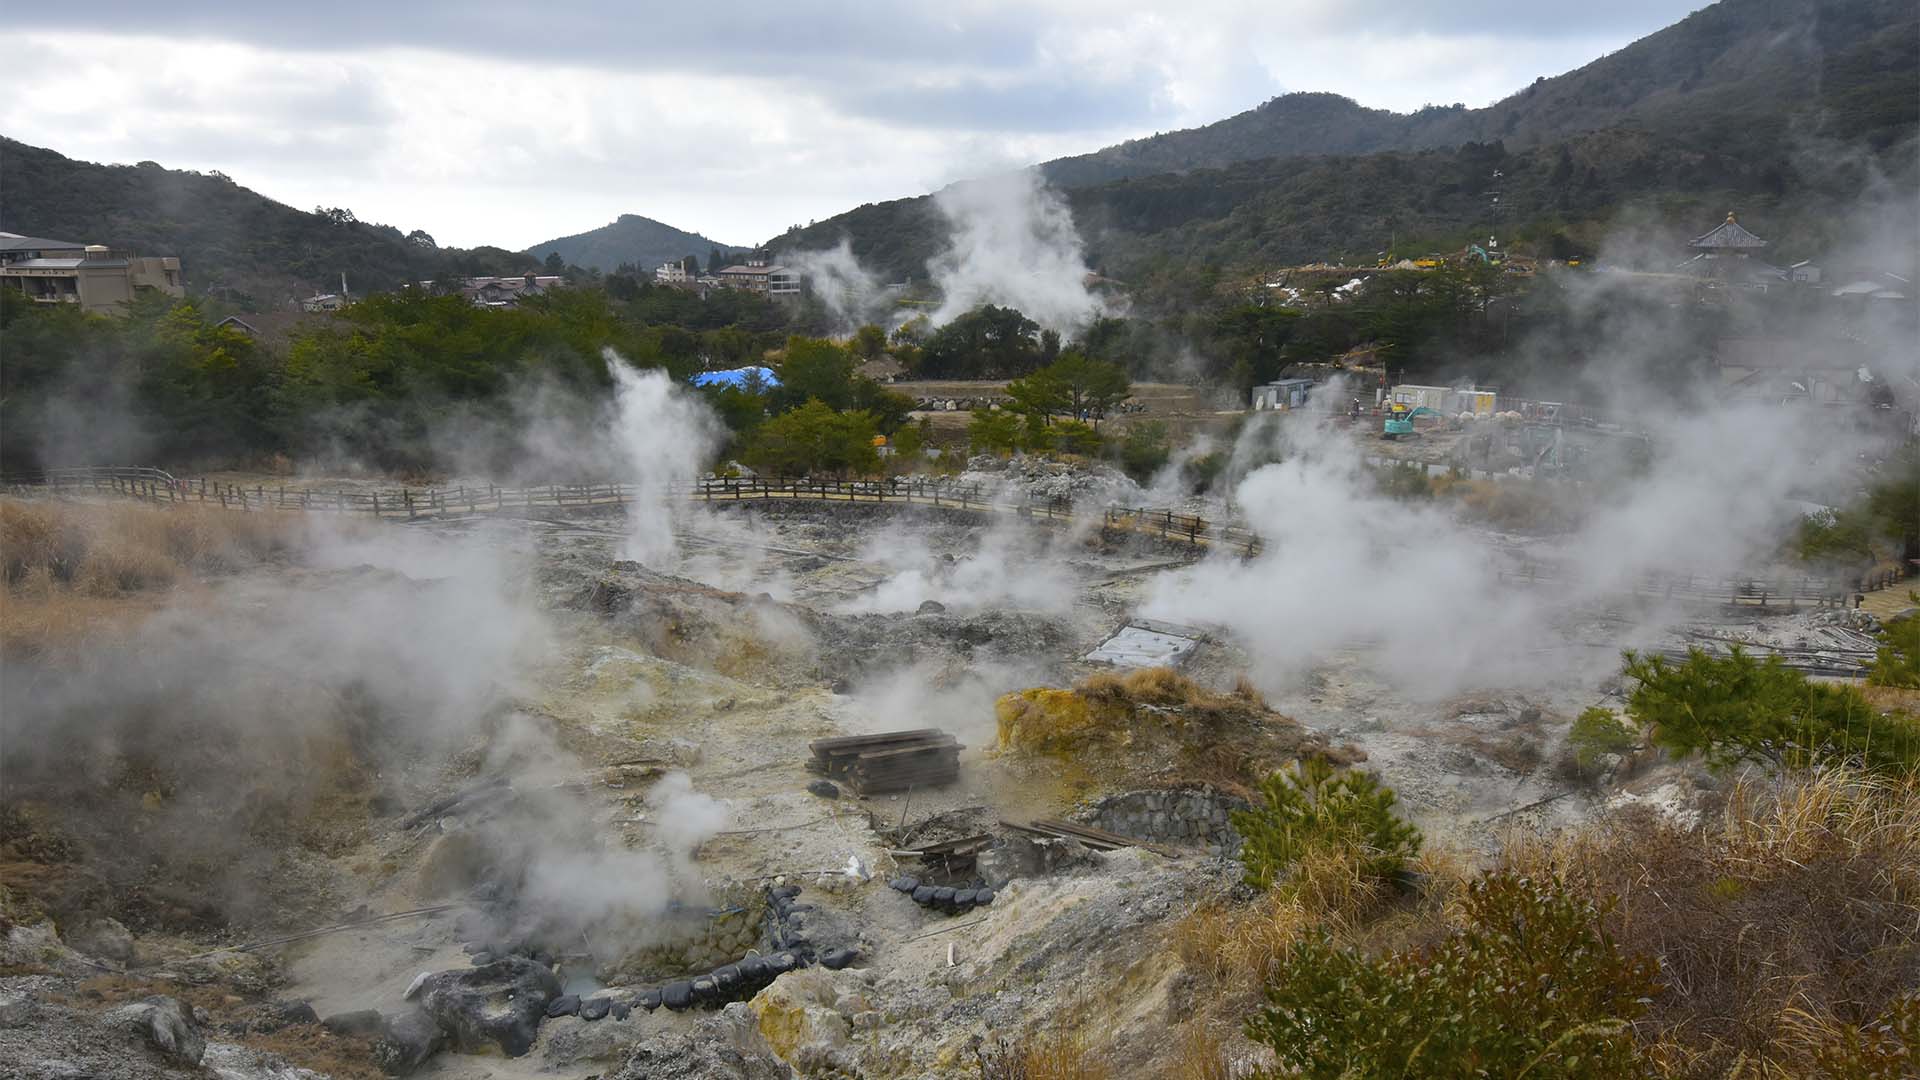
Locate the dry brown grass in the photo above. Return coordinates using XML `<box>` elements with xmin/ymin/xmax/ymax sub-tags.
<box><xmin>0</xmin><ymin>499</ymin><xmax>313</xmax><ymax>656</ymax></box>
<box><xmin>1167</xmin><ymin>1024</ymin><xmax>1238</xmax><ymax>1080</ymax></box>
<box><xmin>2</xmin><ymin>498</ymin><xmax>299</xmax><ymax>592</ymax></box>
<box><xmin>1502</xmin><ymin>769</ymin><xmax>1920</xmax><ymax>1077</ymax></box>
<box><xmin>995</xmin><ymin>668</ymin><xmax>1352</xmax><ymax>789</ymax></box>
<box><xmin>976</xmin><ymin>1030</ymin><xmax>1113</xmax><ymax>1080</ymax></box>
<box><xmin>1172</xmin><ymin>846</ymin><xmax>1467</xmax><ymax>1002</ymax></box>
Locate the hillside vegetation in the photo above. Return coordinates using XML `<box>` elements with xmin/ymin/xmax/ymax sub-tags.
<box><xmin>524</xmin><ymin>213</ymin><xmax>745</xmax><ymax>274</ymax></box>
<box><xmin>1042</xmin><ymin>0</ymin><xmax>1916</xmax><ymax>187</ymax></box>
<box><xmin>0</xmin><ymin>139</ymin><xmax>533</xmax><ymax>308</ymax></box>
<box><xmin>773</xmin><ymin>0</ymin><xmax>1917</xmax><ymax>296</ymax></box>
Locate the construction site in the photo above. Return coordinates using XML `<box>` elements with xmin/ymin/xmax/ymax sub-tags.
<box><xmin>2</xmin><ymin>364</ymin><xmax>1915</xmax><ymax>1080</ymax></box>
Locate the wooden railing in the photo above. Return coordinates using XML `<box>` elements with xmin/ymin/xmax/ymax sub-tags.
<box><xmin>7</xmin><ymin>467</ymin><xmax>1905</xmax><ymax>599</ymax></box>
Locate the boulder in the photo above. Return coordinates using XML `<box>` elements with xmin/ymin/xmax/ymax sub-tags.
<box><xmin>608</xmin><ymin>1006</ymin><xmax>793</xmax><ymax>1079</ymax></box>
<box><xmin>66</xmin><ymin>917</ymin><xmax>136</xmax><ymax>966</ymax></box>
<box><xmin>414</xmin><ymin>956</ymin><xmax>561</xmax><ymax>1057</ymax></box>
<box><xmin>322</xmin><ymin>1009</ymin><xmax>386</xmax><ymax>1037</ymax></box>
<box><xmin>374</xmin><ymin>1008</ymin><xmax>445</xmax><ymax>1076</ymax></box>
<box><xmin>749</xmin><ymin>970</ymin><xmax>852</xmax><ymax>1064</ymax></box>
<box><xmin>0</xmin><ymin>991</ymin><xmax>31</xmax><ymax>1028</ymax></box>
<box><xmin>105</xmin><ymin>995</ymin><xmax>205</xmax><ymax>1066</ymax></box>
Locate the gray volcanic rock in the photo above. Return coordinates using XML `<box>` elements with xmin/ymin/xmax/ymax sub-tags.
<box><xmin>414</xmin><ymin>956</ymin><xmax>560</xmax><ymax>1057</ymax></box>
<box><xmin>105</xmin><ymin>995</ymin><xmax>205</xmax><ymax>1066</ymax></box>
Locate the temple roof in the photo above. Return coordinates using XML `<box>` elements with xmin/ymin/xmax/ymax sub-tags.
<box><xmin>1691</xmin><ymin>212</ymin><xmax>1769</xmax><ymax>250</ymax></box>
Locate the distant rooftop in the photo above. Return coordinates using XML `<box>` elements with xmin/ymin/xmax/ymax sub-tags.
<box><xmin>1690</xmin><ymin>212</ymin><xmax>1769</xmax><ymax>251</ymax></box>
<box><xmin>0</xmin><ymin>231</ymin><xmax>86</xmax><ymax>254</ymax></box>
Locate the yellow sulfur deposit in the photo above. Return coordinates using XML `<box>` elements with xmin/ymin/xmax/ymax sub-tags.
<box><xmin>996</xmin><ymin>686</ymin><xmax>1113</xmax><ymax>753</ymax></box>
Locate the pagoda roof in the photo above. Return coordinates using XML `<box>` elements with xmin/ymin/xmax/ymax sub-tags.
<box><xmin>1691</xmin><ymin>212</ymin><xmax>1768</xmax><ymax>250</ymax></box>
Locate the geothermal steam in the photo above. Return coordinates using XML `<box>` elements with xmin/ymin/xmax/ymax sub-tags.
<box><xmin>1143</xmin><ymin>393</ymin><xmax>1871</xmax><ymax>695</ymax></box>
<box><xmin>603</xmin><ymin>352</ymin><xmax>722</xmax><ymax>566</ymax></box>
<box><xmin>928</xmin><ymin>170</ymin><xmax>1108</xmax><ymax>334</ymax></box>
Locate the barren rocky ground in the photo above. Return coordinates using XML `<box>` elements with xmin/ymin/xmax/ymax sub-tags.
<box><xmin>1</xmin><ymin>490</ymin><xmax>1889</xmax><ymax>1079</ymax></box>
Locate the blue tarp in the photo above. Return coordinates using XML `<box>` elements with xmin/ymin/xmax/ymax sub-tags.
<box><xmin>689</xmin><ymin>366</ymin><xmax>780</xmax><ymax>390</ymax></box>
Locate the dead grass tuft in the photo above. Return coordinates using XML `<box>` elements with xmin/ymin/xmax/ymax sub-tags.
<box><xmin>2</xmin><ymin>499</ymin><xmax>299</xmax><ymax>592</ymax></box>
<box><xmin>0</xmin><ymin>499</ymin><xmax>311</xmax><ymax>656</ymax></box>
<box><xmin>1168</xmin><ymin>1024</ymin><xmax>1239</xmax><ymax>1080</ymax></box>
<box><xmin>996</xmin><ymin>668</ymin><xmax>1351</xmax><ymax>787</ymax></box>
<box><xmin>1502</xmin><ymin>768</ymin><xmax>1920</xmax><ymax>1076</ymax></box>
<box><xmin>976</xmin><ymin>1030</ymin><xmax>1112</xmax><ymax>1080</ymax></box>
<box><xmin>1172</xmin><ymin>845</ymin><xmax>1460</xmax><ymax>1000</ymax></box>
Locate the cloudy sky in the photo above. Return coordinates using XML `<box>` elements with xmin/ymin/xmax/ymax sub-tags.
<box><xmin>3</xmin><ymin>2</ymin><xmax>1702</xmax><ymax>250</ymax></box>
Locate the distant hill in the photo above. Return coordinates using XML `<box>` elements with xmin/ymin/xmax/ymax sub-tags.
<box><xmin>0</xmin><ymin>138</ymin><xmax>532</xmax><ymax>309</ymax></box>
<box><xmin>772</xmin><ymin>0</ymin><xmax>1916</xmax><ymax>294</ymax></box>
<box><xmin>525</xmin><ymin>214</ymin><xmax>745</xmax><ymax>274</ymax></box>
<box><xmin>1041</xmin><ymin>0</ymin><xmax>1915</xmax><ymax>187</ymax></box>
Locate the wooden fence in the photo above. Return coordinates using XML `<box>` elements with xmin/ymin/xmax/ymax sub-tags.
<box><xmin>8</xmin><ymin>467</ymin><xmax>1904</xmax><ymax>601</ymax></box>
<box><xmin>1495</xmin><ymin>562</ymin><xmax>1862</xmax><ymax>609</ymax></box>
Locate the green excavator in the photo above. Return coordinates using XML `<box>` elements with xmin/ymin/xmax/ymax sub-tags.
<box><xmin>1383</xmin><ymin>405</ymin><xmax>1445</xmax><ymax>439</ymax></box>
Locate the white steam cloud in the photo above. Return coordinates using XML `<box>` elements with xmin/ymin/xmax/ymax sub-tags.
<box><xmin>783</xmin><ymin>239</ymin><xmax>888</xmax><ymax>334</ymax></box>
<box><xmin>1143</xmin><ymin>394</ymin><xmax>1872</xmax><ymax>696</ymax></box>
<box><xmin>603</xmin><ymin>351</ymin><xmax>723</xmax><ymax>566</ymax></box>
<box><xmin>927</xmin><ymin>170</ymin><xmax>1109</xmax><ymax>334</ymax></box>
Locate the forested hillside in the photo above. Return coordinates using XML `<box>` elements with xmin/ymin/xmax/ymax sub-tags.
<box><xmin>0</xmin><ymin>139</ymin><xmax>532</xmax><ymax>308</ymax></box>
<box><xmin>772</xmin><ymin>0</ymin><xmax>1916</xmax><ymax>297</ymax></box>
<box><xmin>524</xmin><ymin>214</ymin><xmax>746</xmax><ymax>274</ymax></box>
<box><xmin>1042</xmin><ymin>0</ymin><xmax>1915</xmax><ymax>187</ymax></box>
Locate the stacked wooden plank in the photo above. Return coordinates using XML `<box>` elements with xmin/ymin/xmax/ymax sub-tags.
<box><xmin>807</xmin><ymin>729</ymin><xmax>961</xmax><ymax>795</ymax></box>
<box><xmin>1001</xmin><ymin>818</ymin><xmax>1183</xmax><ymax>859</ymax></box>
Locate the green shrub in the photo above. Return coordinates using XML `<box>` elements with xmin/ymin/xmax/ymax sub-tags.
<box><xmin>1621</xmin><ymin>648</ymin><xmax>1920</xmax><ymax>773</ymax></box>
<box><xmin>1246</xmin><ymin>872</ymin><xmax>1658</xmax><ymax>1080</ymax></box>
<box><xmin>1229</xmin><ymin>757</ymin><xmax>1422</xmax><ymax>890</ymax></box>
<box><xmin>1373</xmin><ymin>460</ymin><xmax>1433</xmax><ymax>499</ymax></box>
<box><xmin>1567</xmin><ymin>706</ymin><xmax>1638</xmax><ymax>771</ymax></box>
<box><xmin>1868</xmin><ymin>609</ymin><xmax>1920</xmax><ymax>689</ymax></box>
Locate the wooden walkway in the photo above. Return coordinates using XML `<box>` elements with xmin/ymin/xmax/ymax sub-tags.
<box><xmin>6</xmin><ymin>467</ymin><xmax>1264</xmax><ymax>555</ymax></box>
<box><xmin>9</xmin><ymin>467</ymin><xmax>1905</xmax><ymax>608</ymax></box>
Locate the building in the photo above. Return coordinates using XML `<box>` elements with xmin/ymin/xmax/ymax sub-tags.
<box><xmin>0</xmin><ymin>232</ymin><xmax>184</xmax><ymax>314</ymax></box>
<box><xmin>1680</xmin><ymin>212</ymin><xmax>1784</xmax><ymax>287</ymax></box>
<box><xmin>655</xmin><ymin>261</ymin><xmax>694</xmax><ymax>285</ymax></box>
<box><xmin>1688</xmin><ymin>212</ymin><xmax>1769</xmax><ymax>262</ymax></box>
<box><xmin>410</xmin><ymin>274</ymin><xmax>565</xmax><ymax>308</ymax></box>
<box><xmin>465</xmin><ymin>274</ymin><xmax>563</xmax><ymax>306</ymax></box>
<box><xmin>1251</xmin><ymin>378</ymin><xmax>1315</xmax><ymax>410</ymax></box>
<box><xmin>1387</xmin><ymin>383</ymin><xmax>1498</xmax><ymax>415</ymax></box>
<box><xmin>716</xmin><ymin>257</ymin><xmax>799</xmax><ymax>296</ymax></box>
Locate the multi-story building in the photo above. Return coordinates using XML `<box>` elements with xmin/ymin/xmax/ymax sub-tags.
<box><xmin>0</xmin><ymin>232</ymin><xmax>184</xmax><ymax>314</ymax></box>
<box><xmin>716</xmin><ymin>257</ymin><xmax>800</xmax><ymax>296</ymax></box>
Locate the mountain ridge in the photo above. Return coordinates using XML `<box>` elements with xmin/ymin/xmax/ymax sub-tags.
<box><xmin>524</xmin><ymin>214</ymin><xmax>746</xmax><ymax>274</ymax></box>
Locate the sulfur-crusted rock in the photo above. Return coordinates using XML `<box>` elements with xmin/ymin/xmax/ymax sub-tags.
<box><xmin>749</xmin><ymin>969</ymin><xmax>854</xmax><ymax>1065</ymax></box>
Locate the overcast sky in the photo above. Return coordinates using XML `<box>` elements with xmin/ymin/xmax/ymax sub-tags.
<box><xmin>2</xmin><ymin>2</ymin><xmax>1703</xmax><ymax>251</ymax></box>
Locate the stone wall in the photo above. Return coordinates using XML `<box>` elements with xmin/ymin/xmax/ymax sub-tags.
<box><xmin>1079</xmin><ymin>787</ymin><xmax>1248</xmax><ymax>857</ymax></box>
<box><xmin>600</xmin><ymin>889</ymin><xmax>767</xmax><ymax>982</ymax></box>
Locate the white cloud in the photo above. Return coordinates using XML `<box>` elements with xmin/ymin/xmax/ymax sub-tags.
<box><xmin>0</xmin><ymin>3</ymin><xmax>1701</xmax><ymax>248</ymax></box>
